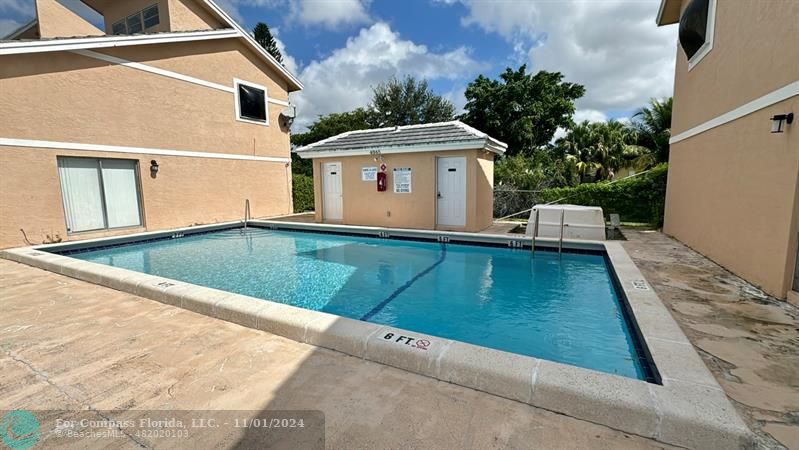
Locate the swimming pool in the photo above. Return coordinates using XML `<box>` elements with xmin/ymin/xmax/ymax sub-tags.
<box><xmin>64</xmin><ymin>227</ymin><xmax>652</xmax><ymax>380</ymax></box>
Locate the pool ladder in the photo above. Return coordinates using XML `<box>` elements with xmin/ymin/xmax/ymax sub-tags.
<box><xmin>243</xmin><ymin>199</ymin><xmax>251</xmax><ymax>230</ymax></box>
<box><xmin>529</xmin><ymin>208</ymin><xmax>565</xmax><ymax>256</ymax></box>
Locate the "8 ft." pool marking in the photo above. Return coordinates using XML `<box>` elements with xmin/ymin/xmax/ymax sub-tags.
<box><xmin>383</xmin><ymin>333</ymin><xmax>430</xmax><ymax>350</ymax></box>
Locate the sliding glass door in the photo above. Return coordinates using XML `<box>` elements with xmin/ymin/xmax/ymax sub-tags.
<box><xmin>57</xmin><ymin>157</ymin><xmax>143</xmax><ymax>233</ymax></box>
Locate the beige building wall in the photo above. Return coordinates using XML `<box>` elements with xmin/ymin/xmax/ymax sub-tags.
<box><xmin>0</xmin><ymin>38</ymin><xmax>295</xmax><ymax>248</ymax></box>
<box><xmin>35</xmin><ymin>0</ymin><xmax>104</xmax><ymax>38</ymax></box>
<box><xmin>670</xmin><ymin>1</ymin><xmax>799</xmax><ymax>135</ymax></box>
<box><xmin>0</xmin><ymin>42</ymin><xmax>289</xmax><ymax>159</ymax></box>
<box><xmin>91</xmin><ymin>0</ymin><xmax>223</xmax><ymax>34</ymax></box>
<box><xmin>167</xmin><ymin>0</ymin><xmax>225</xmax><ymax>31</ymax></box>
<box><xmin>310</xmin><ymin>150</ymin><xmax>494</xmax><ymax>232</ymax></box>
<box><xmin>0</xmin><ymin>147</ymin><xmax>291</xmax><ymax>248</ymax></box>
<box><xmin>663</xmin><ymin>0</ymin><xmax>799</xmax><ymax>299</ymax></box>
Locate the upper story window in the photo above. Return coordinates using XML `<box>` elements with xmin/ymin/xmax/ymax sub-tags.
<box><xmin>112</xmin><ymin>4</ymin><xmax>160</xmax><ymax>35</ymax></box>
<box><xmin>126</xmin><ymin>13</ymin><xmax>144</xmax><ymax>34</ymax></box>
<box><xmin>112</xmin><ymin>21</ymin><xmax>126</xmax><ymax>35</ymax></box>
<box><xmin>143</xmin><ymin>5</ymin><xmax>160</xmax><ymax>29</ymax></box>
<box><xmin>234</xmin><ymin>79</ymin><xmax>269</xmax><ymax>126</ymax></box>
<box><xmin>678</xmin><ymin>0</ymin><xmax>716</xmax><ymax>69</ymax></box>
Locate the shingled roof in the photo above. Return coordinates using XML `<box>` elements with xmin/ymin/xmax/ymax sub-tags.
<box><xmin>294</xmin><ymin>121</ymin><xmax>507</xmax><ymax>158</ymax></box>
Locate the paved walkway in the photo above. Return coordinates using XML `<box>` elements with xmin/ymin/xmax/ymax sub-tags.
<box><xmin>621</xmin><ymin>229</ymin><xmax>799</xmax><ymax>450</ymax></box>
<box><xmin>0</xmin><ymin>259</ymin><xmax>673</xmax><ymax>449</ymax></box>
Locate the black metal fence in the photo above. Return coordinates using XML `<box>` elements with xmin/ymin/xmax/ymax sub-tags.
<box><xmin>493</xmin><ymin>186</ymin><xmax>544</xmax><ymax>219</ymax></box>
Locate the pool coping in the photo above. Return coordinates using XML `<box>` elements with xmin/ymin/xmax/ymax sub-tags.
<box><xmin>0</xmin><ymin>220</ymin><xmax>753</xmax><ymax>449</ymax></box>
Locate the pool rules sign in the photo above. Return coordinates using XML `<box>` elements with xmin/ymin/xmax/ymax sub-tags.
<box><xmin>393</xmin><ymin>167</ymin><xmax>412</xmax><ymax>193</ymax></box>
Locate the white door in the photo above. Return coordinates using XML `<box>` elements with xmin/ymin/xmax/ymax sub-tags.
<box><xmin>436</xmin><ymin>156</ymin><xmax>467</xmax><ymax>227</ymax></box>
<box><xmin>322</xmin><ymin>162</ymin><xmax>343</xmax><ymax>220</ymax></box>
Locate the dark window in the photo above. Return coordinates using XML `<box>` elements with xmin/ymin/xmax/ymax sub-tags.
<box><xmin>126</xmin><ymin>13</ymin><xmax>143</xmax><ymax>34</ymax></box>
<box><xmin>238</xmin><ymin>84</ymin><xmax>267</xmax><ymax>122</ymax></box>
<box><xmin>679</xmin><ymin>0</ymin><xmax>710</xmax><ymax>60</ymax></box>
<box><xmin>143</xmin><ymin>5</ymin><xmax>160</xmax><ymax>29</ymax></box>
<box><xmin>112</xmin><ymin>21</ymin><xmax>126</xmax><ymax>35</ymax></box>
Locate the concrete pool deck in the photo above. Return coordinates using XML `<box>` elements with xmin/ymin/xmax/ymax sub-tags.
<box><xmin>0</xmin><ymin>223</ymin><xmax>791</xmax><ymax>448</ymax></box>
<box><xmin>620</xmin><ymin>228</ymin><xmax>799</xmax><ymax>450</ymax></box>
<box><xmin>0</xmin><ymin>221</ymin><xmax>753</xmax><ymax>448</ymax></box>
<box><xmin>0</xmin><ymin>258</ymin><xmax>678</xmax><ymax>449</ymax></box>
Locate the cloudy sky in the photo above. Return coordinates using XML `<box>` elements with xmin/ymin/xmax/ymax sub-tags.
<box><xmin>1</xmin><ymin>0</ymin><xmax>678</xmax><ymax>130</ymax></box>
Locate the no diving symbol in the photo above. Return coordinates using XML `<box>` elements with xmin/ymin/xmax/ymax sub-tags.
<box><xmin>414</xmin><ymin>339</ymin><xmax>430</xmax><ymax>350</ymax></box>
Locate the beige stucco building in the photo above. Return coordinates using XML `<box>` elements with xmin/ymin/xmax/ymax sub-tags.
<box><xmin>0</xmin><ymin>0</ymin><xmax>302</xmax><ymax>249</ymax></box>
<box><xmin>657</xmin><ymin>0</ymin><xmax>798</xmax><ymax>301</ymax></box>
<box><xmin>295</xmin><ymin>122</ymin><xmax>505</xmax><ymax>232</ymax></box>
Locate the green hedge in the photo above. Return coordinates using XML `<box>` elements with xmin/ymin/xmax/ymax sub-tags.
<box><xmin>537</xmin><ymin>163</ymin><xmax>668</xmax><ymax>226</ymax></box>
<box><xmin>292</xmin><ymin>174</ymin><xmax>315</xmax><ymax>213</ymax></box>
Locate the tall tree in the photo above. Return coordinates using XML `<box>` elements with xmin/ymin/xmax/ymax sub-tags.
<box><xmin>555</xmin><ymin>120</ymin><xmax>640</xmax><ymax>181</ymax></box>
<box><xmin>370</xmin><ymin>75</ymin><xmax>455</xmax><ymax>127</ymax></box>
<box><xmin>460</xmin><ymin>65</ymin><xmax>585</xmax><ymax>156</ymax></box>
<box><xmin>253</xmin><ymin>22</ymin><xmax>283</xmax><ymax>64</ymax></box>
<box><xmin>290</xmin><ymin>108</ymin><xmax>373</xmax><ymax>176</ymax></box>
<box><xmin>630</xmin><ymin>97</ymin><xmax>672</xmax><ymax>166</ymax></box>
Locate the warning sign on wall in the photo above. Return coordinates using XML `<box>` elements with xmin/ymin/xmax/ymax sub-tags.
<box><xmin>362</xmin><ymin>166</ymin><xmax>378</xmax><ymax>181</ymax></box>
<box><xmin>393</xmin><ymin>167</ymin><xmax>412</xmax><ymax>193</ymax></box>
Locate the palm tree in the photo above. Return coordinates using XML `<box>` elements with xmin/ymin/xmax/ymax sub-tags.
<box><xmin>629</xmin><ymin>97</ymin><xmax>672</xmax><ymax>168</ymax></box>
<box><xmin>557</xmin><ymin>120</ymin><xmax>639</xmax><ymax>181</ymax></box>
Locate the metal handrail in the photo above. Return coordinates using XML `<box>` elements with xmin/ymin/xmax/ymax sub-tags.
<box><xmin>244</xmin><ymin>199</ymin><xmax>251</xmax><ymax>229</ymax></box>
<box><xmin>531</xmin><ymin>209</ymin><xmax>539</xmax><ymax>254</ymax></box>
<box><xmin>558</xmin><ymin>208</ymin><xmax>565</xmax><ymax>255</ymax></box>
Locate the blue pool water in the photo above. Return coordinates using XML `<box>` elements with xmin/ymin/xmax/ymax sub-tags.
<box><xmin>68</xmin><ymin>228</ymin><xmax>650</xmax><ymax>380</ymax></box>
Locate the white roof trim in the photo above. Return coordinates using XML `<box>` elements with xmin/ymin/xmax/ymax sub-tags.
<box><xmin>656</xmin><ymin>0</ymin><xmax>668</xmax><ymax>25</ymax></box>
<box><xmin>202</xmin><ymin>0</ymin><xmax>303</xmax><ymax>91</ymax></box>
<box><xmin>0</xmin><ymin>137</ymin><xmax>290</xmax><ymax>163</ymax></box>
<box><xmin>3</xmin><ymin>18</ymin><xmax>37</xmax><ymax>40</ymax></box>
<box><xmin>295</xmin><ymin>140</ymin><xmax>502</xmax><ymax>159</ymax></box>
<box><xmin>294</xmin><ymin>120</ymin><xmax>508</xmax><ymax>157</ymax></box>
<box><xmin>0</xmin><ymin>0</ymin><xmax>303</xmax><ymax>92</ymax></box>
<box><xmin>0</xmin><ymin>29</ymin><xmax>238</xmax><ymax>55</ymax></box>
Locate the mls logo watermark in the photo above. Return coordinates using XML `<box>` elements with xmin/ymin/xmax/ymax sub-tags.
<box><xmin>0</xmin><ymin>410</ymin><xmax>40</xmax><ymax>450</ymax></box>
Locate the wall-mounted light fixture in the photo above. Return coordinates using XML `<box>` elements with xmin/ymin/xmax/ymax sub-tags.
<box><xmin>770</xmin><ymin>112</ymin><xmax>793</xmax><ymax>133</ymax></box>
<box><xmin>150</xmin><ymin>160</ymin><xmax>159</xmax><ymax>175</ymax></box>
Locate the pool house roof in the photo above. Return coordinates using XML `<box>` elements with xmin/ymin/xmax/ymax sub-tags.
<box><xmin>294</xmin><ymin>121</ymin><xmax>508</xmax><ymax>159</ymax></box>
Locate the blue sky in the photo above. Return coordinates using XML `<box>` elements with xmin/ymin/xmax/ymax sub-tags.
<box><xmin>0</xmin><ymin>0</ymin><xmax>678</xmax><ymax>131</ymax></box>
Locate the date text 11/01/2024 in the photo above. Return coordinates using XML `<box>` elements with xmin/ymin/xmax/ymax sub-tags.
<box><xmin>55</xmin><ymin>417</ymin><xmax>308</xmax><ymax>430</ymax></box>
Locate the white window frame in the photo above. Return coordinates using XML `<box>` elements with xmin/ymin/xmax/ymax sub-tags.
<box><xmin>687</xmin><ymin>0</ymin><xmax>717</xmax><ymax>71</ymax></box>
<box><xmin>57</xmin><ymin>156</ymin><xmax>145</xmax><ymax>234</ymax></box>
<box><xmin>142</xmin><ymin>4</ymin><xmax>160</xmax><ymax>29</ymax></box>
<box><xmin>234</xmin><ymin>78</ymin><xmax>270</xmax><ymax>126</ymax></box>
<box><xmin>126</xmin><ymin>11</ymin><xmax>144</xmax><ymax>34</ymax></box>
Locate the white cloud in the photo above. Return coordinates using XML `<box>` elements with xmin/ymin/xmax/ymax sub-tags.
<box><xmin>288</xmin><ymin>0</ymin><xmax>371</xmax><ymax>29</ymax></box>
<box><xmin>290</xmin><ymin>22</ymin><xmax>483</xmax><ymax>130</ymax></box>
<box><xmin>271</xmin><ymin>29</ymin><xmax>299</xmax><ymax>74</ymax></box>
<box><xmin>214</xmin><ymin>0</ymin><xmax>369</xmax><ymax>29</ymax></box>
<box><xmin>553</xmin><ymin>109</ymin><xmax>608</xmax><ymax>142</ymax></box>
<box><xmin>0</xmin><ymin>18</ymin><xmax>23</xmax><ymax>37</ymax></box>
<box><xmin>0</xmin><ymin>0</ymin><xmax>32</xmax><ymax>16</ymax></box>
<box><xmin>445</xmin><ymin>0</ymin><xmax>677</xmax><ymax>114</ymax></box>
<box><xmin>213</xmin><ymin>0</ymin><xmax>284</xmax><ymax>24</ymax></box>
<box><xmin>574</xmin><ymin>109</ymin><xmax>608</xmax><ymax>123</ymax></box>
